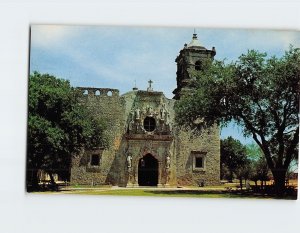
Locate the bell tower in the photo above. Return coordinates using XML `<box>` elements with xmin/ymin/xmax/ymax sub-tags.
<box><xmin>173</xmin><ymin>32</ymin><xmax>216</xmax><ymax>99</ymax></box>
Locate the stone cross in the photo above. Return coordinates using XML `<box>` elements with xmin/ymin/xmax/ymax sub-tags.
<box><xmin>147</xmin><ymin>79</ymin><xmax>153</xmax><ymax>92</ymax></box>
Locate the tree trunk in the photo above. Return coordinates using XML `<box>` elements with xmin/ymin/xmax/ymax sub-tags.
<box><xmin>239</xmin><ymin>178</ymin><xmax>243</xmax><ymax>190</ymax></box>
<box><xmin>49</xmin><ymin>172</ymin><xmax>56</xmax><ymax>185</ymax></box>
<box><xmin>48</xmin><ymin>172</ymin><xmax>58</xmax><ymax>191</ymax></box>
<box><xmin>228</xmin><ymin>170</ymin><xmax>233</xmax><ymax>183</ymax></box>
<box><xmin>28</xmin><ymin>169</ymin><xmax>39</xmax><ymax>190</ymax></box>
<box><xmin>272</xmin><ymin>169</ymin><xmax>287</xmax><ymax>196</ymax></box>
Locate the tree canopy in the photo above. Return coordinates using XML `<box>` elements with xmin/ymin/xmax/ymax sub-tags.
<box><xmin>27</xmin><ymin>72</ymin><xmax>107</xmax><ymax>188</ymax></box>
<box><xmin>245</xmin><ymin>143</ymin><xmax>270</xmax><ymax>186</ymax></box>
<box><xmin>221</xmin><ymin>136</ymin><xmax>248</xmax><ymax>182</ymax></box>
<box><xmin>175</xmin><ymin>46</ymin><xmax>299</xmax><ymax>194</ymax></box>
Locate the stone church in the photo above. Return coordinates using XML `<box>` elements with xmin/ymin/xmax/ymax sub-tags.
<box><xmin>70</xmin><ymin>33</ymin><xmax>220</xmax><ymax>187</ymax></box>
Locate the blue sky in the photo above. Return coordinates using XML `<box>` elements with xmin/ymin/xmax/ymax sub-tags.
<box><xmin>29</xmin><ymin>25</ymin><xmax>300</xmax><ymax>145</ymax></box>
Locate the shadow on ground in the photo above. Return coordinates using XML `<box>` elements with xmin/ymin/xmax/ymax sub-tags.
<box><xmin>144</xmin><ymin>189</ymin><xmax>297</xmax><ymax>200</ymax></box>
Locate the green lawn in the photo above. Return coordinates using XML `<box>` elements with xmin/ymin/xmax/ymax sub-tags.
<box><xmin>66</xmin><ymin>189</ymin><xmax>228</xmax><ymax>198</ymax></box>
<box><xmin>33</xmin><ymin>180</ymin><xmax>297</xmax><ymax>200</ymax></box>
<box><xmin>59</xmin><ymin>188</ymin><xmax>296</xmax><ymax>199</ymax></box>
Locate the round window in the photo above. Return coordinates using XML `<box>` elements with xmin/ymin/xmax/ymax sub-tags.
<box><xmin>143</xmin><ymin>117</ymin><xmax>156</xmax><ymax>132</ymax></box>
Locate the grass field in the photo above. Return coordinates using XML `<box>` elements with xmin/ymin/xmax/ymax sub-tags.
<box><xmin>34</xmin><ymin>179</ymin><xmax>298</xmax><ymax>200</ymax></box>
<box><xmin>50</xmin><ymin>188</ymin><xmax>296</xmax><ymax>200</ymax></box>
<box><xmin>62</xmin><ymin>189</ymin><xmax>232</xmax><ymax>198</ymax></box>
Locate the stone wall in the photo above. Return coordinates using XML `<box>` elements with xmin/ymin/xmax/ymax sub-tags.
<box><xmin>174</xmin><ymin>125</ymin><xmax>220</xmax><ymax>186</ymax></box>
<box><xmin>70</xmin><ymin>87</ymin><xmax>126</xmax><ymax>185</ymax></box>
<box><xmin>70</xmin><ymin>88</ymin><xmax>220</xmax><ymax>187</ymax></box>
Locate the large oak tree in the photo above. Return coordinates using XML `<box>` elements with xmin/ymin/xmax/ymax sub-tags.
<box><xmin>175</xmin><ymin>47</ymin><xmax>299</xmax><ymax>195</ymax></box>
<box><xmin>27</xmin><ymin>72</ymin><xmax>107</xmax><ymax>189</ymax></box>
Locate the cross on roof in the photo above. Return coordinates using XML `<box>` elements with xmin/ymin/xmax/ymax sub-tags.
<box><xmin>147</xmin><ymin>79</ymin><xmax>153</xmax><ymax>92</ymax></box>
<box><xmin>193</xmin><ymin>28</ymin><xmax>197</xmax><ymax>39</ymax></box>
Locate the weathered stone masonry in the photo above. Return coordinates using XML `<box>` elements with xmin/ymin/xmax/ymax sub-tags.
<box><xmin>70</xmin><ymin>33</ymin><xmax>220</xmax><ymax>187</ymax></box>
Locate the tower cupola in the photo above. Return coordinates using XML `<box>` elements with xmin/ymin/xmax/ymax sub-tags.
<box><xmin>187</xmin><ymin>33</ymin><xmax>204</xmax><ymax>49</ymax></box>
<box><xmin>173</xmin><ymin>32</ymin><xmax>216</xmax><ymax>99</ymax></box>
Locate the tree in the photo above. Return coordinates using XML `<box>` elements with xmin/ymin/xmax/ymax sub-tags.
<box><xmin>175</xmin><ymin>47</ymin><xmax>299</xmax><ymax>195</ymax></box>
<box><xmin>221</xmin><ymin>137</ymin><xmax>249</xmax><ymax>189</ymax></box>
<box><xmin>27</xmin><ymin>72</ymin><xmax>107</xmax><ymax>189</ymax></box>
<box><xmin>246</xmin><ymin>143</ymin><xmax>270</xmax><ymax>188</ymax></box>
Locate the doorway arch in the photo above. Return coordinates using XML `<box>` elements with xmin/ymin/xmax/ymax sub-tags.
<box><xmin>138</xmin><ymin>154</ymin><xmax>158</xmax><ymax>186</ymax></box>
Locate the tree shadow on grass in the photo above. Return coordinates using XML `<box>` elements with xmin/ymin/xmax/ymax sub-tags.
<box><xmin>144</xmin><ymin>189</ymin><xmax>297</xmax><ymax>200</ymax></box>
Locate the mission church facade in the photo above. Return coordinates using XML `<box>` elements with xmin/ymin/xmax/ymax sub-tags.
<box><xmin>70</xmin><ymin>33</ymin><xmax>220</xmax><ymax>187</ymax></box>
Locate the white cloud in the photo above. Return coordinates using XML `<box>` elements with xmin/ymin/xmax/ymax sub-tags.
<box><xmin>276</xmin><ymin>30</ymin><xmax>300</xmax><ymax>48</ymax></box>
<box><xmin>30</xmin><ymin>26</ymin><xmax>300</xmax><ymax>98</ymax></box>
<box><xmin>31</xmin><ymin>25</ymin><xmax>78</xmax><ymax>48</ymax></box>
<box><xmin>244</xmin><ymin>30</ymin><xmax>300</xmax><ymax>50</ymax></box>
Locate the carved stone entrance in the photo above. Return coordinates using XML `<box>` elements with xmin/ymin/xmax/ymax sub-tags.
<box><xmin>138</xmin><ymin>154</ymin><xmax>158</xmax><ymax>186</ymax></box>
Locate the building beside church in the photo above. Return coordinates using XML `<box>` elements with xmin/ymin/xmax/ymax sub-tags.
<box><xmin>70</xmin><ymin>33</ymin><xmax>220</xmax><ymax>187</ymax></box>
